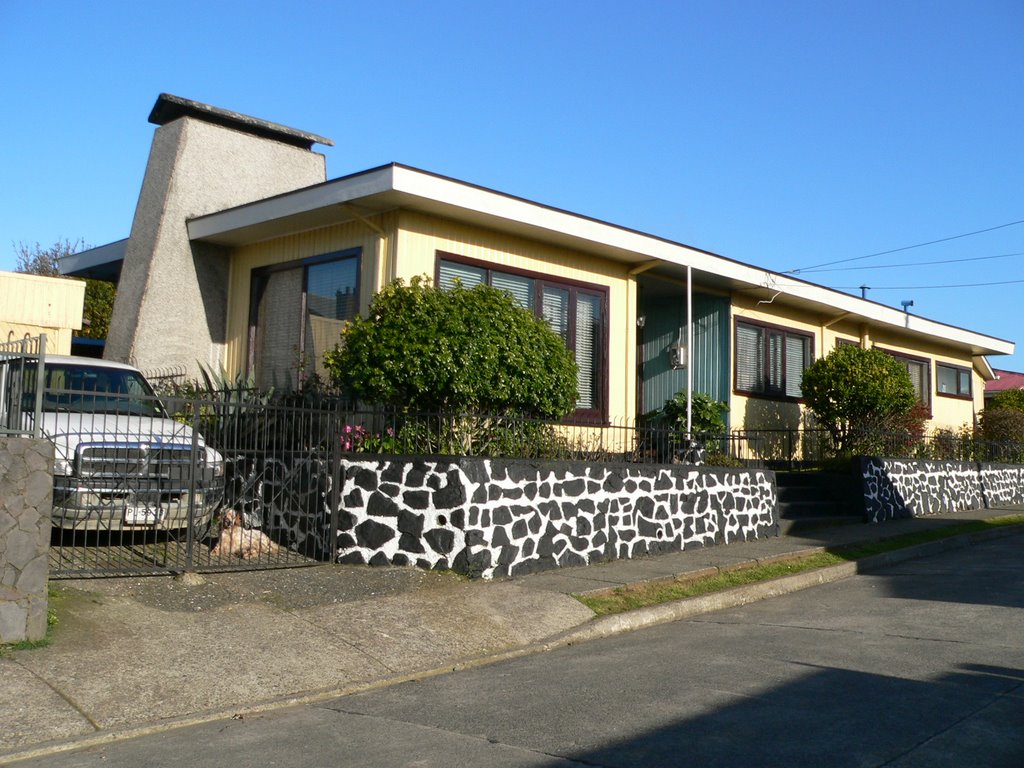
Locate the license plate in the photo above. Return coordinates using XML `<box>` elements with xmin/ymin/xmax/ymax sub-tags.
<box><xmin>124</xmin><ymin>505</ymin><xmax>164</xmax><ymax>525</ymax></box>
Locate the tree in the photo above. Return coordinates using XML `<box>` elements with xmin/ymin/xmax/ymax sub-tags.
<box><xmin>79</xmin><ymin>278</ymin><xmax>116</xmax><ymax>339</ymax></box>
<box><xmin>800</xmin><ymin>344</ymin><xmax>917</xmax><ymax>455</ymax></box>
<box><xmin>323</xmin><ymin>276</ymin><xmax>578</xmax><ymax>418</ymax></box>
<box><xmin>14</xmin><ymin>238</ymin><xmax>83</xmax><ymax>276</ymax></box>
<box><xmin>14</xmin><ymin>238</ymin><xmax>117</xmax><ymax>340</ymax></box>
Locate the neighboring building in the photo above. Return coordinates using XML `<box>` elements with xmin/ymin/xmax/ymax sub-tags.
<box><xmin>0</xmin><ymin>271</ymin><xmax>85</xmax><ymax>354</ymax></box>
<box><xmin>985</xmin><ymin>368</ymin><xmax>1024</xmax><ymax>405</ymax></box>
<box><xmin>64</xmin><ymin>94</ymin><xmax>1014</xmax><ymax>447</ymax></box>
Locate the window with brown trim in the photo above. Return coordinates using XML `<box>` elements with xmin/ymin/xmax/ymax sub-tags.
<box><xmin>936</xmin><ymin>363</ymin><xmax>972</xmax><ymax>398</ymax></box>
<box><xmin>248</xmin><ymin>248</ymin><xmax>360</xmax><ymax>390</ymax></box>
<box><xmin>437</xmin><ymin>253</ymin><xmax>608</xmax><ymax>421</ymax></box>
<box><xmin>881</xmin><ymin>349</ymin><xmax>931</xmax><ymax>407</ymax></box>
<box><xmin>735</xmin><ymin>320</ymin><xmax>813</xmax><ymax>399</ymax></box>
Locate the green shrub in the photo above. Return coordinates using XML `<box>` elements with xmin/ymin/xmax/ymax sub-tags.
<box><xmin>989</xmin><ymin>388</ymin><xmax>1024</xmax><ymax>413</ymax></box>
<box><xmin>800</xmin><ymin>345</ymin><xmax>917</xmax><ymax>456</ymax></box>
<box><xmin>324</xmin><ymin>276</ymin><xmax>578</xmax><ymax>419</ymax></box>
<box><xmin>659</xmin><ymin>390</ymin><xmax>729</xmax><ymax>435</ymax></box>
<box><xmin>975</xmin><ymin>409</ymin><xmax>1024</xmax><ymax>463</ymax></box>
<box><xmin>640</xmin><ymin>390</ymin><xmax>729</xmax><ymax>463</ymax></box>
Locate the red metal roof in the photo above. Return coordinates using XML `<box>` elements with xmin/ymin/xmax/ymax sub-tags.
<box><xmin>986</xmin><ymin>369</ymin><xmax>1024</xmax><ymax>393</ymax></box>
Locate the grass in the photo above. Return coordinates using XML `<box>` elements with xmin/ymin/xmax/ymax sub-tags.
<box><xmin>576</xmin><ymin>515</ymin><xmax>1024</xmax><ymax>617</ymax></box>
<box><xmin>0</xmin><ymin>587</ymin><xmax>63</xmax><ymax>655</ymax></box>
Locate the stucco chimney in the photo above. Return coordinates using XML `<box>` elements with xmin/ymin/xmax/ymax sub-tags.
<box><xmin>104</xmin><ymin>94</ymin><xmax>333</xmax><ymax>378</ymax></box>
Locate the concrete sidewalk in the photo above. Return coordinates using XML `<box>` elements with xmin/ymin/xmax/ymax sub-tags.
<box><xmin>2</xmin><ymin>507</ymin><xmax>1022</xmax><ymax>764</ymax></box>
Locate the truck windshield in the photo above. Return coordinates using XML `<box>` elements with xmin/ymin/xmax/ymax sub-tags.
<box><xmin>35</xmin><ymin>364</ymin><xmax>166</xmax><ymax>417</ymax></box>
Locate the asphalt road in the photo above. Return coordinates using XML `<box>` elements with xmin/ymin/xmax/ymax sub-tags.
<box><xmin>13</xmin><ymin>533</ymin><xmax>1024</xmax><ymax>768</ymax></box>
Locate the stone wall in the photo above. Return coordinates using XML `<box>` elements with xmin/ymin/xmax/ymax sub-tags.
<box><xmin>0</xmin><ymin>437</ymin><xmax>53</xmax><ymax>643</ymax></box>
<box><xmin>861</xmin><ymin>458</ymin><xmax>1024</xmax><ymax>522</ymax></box>
<box><xmin>338</xmin><ymin>457</ymin><xmax>777</xmax><ymax>579</ymax></box>
<box><xmin>979</xmin><ymin>464</ymin><xmax>1024</xmax><ymax>507</ymax></box>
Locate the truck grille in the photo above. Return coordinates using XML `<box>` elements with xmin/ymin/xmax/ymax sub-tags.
<box><xmin>76</xmin><ymin>444</ymin><xmax>196</xmax><ymax>480</ymax></box>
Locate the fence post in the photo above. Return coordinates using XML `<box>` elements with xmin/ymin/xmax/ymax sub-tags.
<box><xmin>185</xmin><ymin>398</ymin><xmax>200</xmax><ymax>571</ymax></box>
<box><xmin>329</xmin><ymin>406</ymin><xmax>342</xmax><ymax>564</ymax></box>
<box><xmin>31</xmin><ymin>334</ymin><xmax>46</xmax><ymax>439</ymax></box>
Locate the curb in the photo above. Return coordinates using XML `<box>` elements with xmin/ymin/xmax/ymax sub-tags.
<box><xmin>552</xmin><ymin>522</ymin><xmax>1024</xmax><ymax>645</ymax></box>
<box><xmin>2</xmin><ymin>522</ymin><xmax>1022</xmax><ymax>765</ymax></box>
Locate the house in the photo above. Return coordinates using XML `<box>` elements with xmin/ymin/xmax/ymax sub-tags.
<box><xmin>985</xmin><ymin>368</ymin><xmax>1024</xmax><ymax>405</ymax></box>
<box><xmin>64</xmin><ymin>94</ymin><xmax>1014</xmax><ymax>453</ymax></box>
<box><xmin>0</xmin><ymin>271</ymin><xmax>85</xmax><ymax>355</ymax></box>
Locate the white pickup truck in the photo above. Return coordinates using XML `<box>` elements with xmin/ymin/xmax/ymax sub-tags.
<box><xmin>3</xmin><ymin>355</ymin><xmax>224</xmax><ymax>533</ymax></box>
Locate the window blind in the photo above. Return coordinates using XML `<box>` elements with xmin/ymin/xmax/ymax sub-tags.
<box><xmin>438</xmin><ymin>260</ymin><xmax>486</xmax><ymax>291</ymax></box>
<box><xmin>256</xmin><ymin>268</ymin><xmax>302</xmax><ymax>390</ymax></box>
<box><xmin>735</xmin><ymin>323</ymin><xmax>764</xmax><ymax>392</ymax></box>
<box><xmin>491</xmin><ymin>271</ymin><xmax>534</xmax><ymax>310</ymax></box>
<box><xmin>575</xmin><ymin>293</ymin><xmax>601</xmax><ymax>410</ymax></box>
<box><xmin>541</xmin><ymin>286</ymin><xmax>569</xmax><ymax>341</ymax></box>
<box><xmin>785</xmin><ymin>335</ymin><xmax>807</xmax><ymax>397</ymax></box>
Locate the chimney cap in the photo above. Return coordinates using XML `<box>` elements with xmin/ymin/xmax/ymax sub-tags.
<box><xmin>148</xmin><ymin>93</ymin><xmax>334</xmax><ymax>150</ymax></box>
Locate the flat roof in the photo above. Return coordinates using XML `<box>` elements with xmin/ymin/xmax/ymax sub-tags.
<box><xmin>187</xmin><ymin>163</ymin><xmax>1015</xmax><ymax>359</ymax></box>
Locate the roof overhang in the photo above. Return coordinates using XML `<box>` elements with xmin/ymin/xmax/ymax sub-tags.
<box><xmin>58</xmin><ymin>239</ymin><xmax>127</xmax><ymax>282</ymax></box>
<box><xmin>187</xmin><ymin>163</ymin><xmax>1015</xmax><ymax>359</ymax></box>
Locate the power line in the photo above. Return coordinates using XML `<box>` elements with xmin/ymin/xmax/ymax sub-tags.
<box><xmin>800</xmin><ymin>251</ymin><xmax>1024</xmax><ymax>274</ymax></box>
<box><xmin>786</xmin><ymin>218</ymin><xmax>1024</xmax><ymax>274</ymax></box>
<box><xmin>833</xmin><ymin>278</ymin><xmax>1024</xmax><ymax>291</ymax></box>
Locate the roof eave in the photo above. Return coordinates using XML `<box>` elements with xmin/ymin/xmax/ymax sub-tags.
<box><xmin>186</xmin><ymin>164</ymin><xmax>1015</xmax><ymax>359</ymax></box>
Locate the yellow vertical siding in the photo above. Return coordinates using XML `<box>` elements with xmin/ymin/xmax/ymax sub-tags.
<box><xmin>729</xmin><ymin>293</ymin><xmax>982</xmax><ymax>434</ymax></box>
<box><xmin>0</xmin><ymin>272</ymin><xmax>84</xmax><ymax>355</ymax></box>
<box><xmin>223</xmin><ymin>214</ymin><xmax>395</xmax><ymax>379</ymax></box>
<box><xmin>394</xmin><ymin>211</ymin><xmax>636</xmax><ymax>423</ymax></box>
<box><xmin>0</xmin><ymin>272</ymin><xmax>85</xmax><ymax>328</ymax></box>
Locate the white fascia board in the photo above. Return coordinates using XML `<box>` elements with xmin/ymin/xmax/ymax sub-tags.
<box><xmin>59</xmin><ymin>238</ymin><xmax>128</xmax><ymax>274</ymax></box>
<box><xmin>390</xmin><ymin>167</ymin><xmax>1014</xmax><ymax>356</ymax></box>
<box><xmin>761</xmin><ymin>276</ymin><xmax>1013</xmax><ymax>355</ymax></box>
<box><xmin>186</xmin><ymin>163</ymin><xmax>1014</xmax><ymax>357</ymax></box>
<box><xmin>186</xmin><ymin>166</ymin><xmax>396</xmax><ymax>241</ymax></box>
<box><xmin>974</xmin><ymin>356</ymin><xmax>996</xmax><ymax>381</ymax></box>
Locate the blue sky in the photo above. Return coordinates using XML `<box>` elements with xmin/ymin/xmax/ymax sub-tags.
<box><xmin>3</xmin><ymin>1</ymin><xmax>1022</xmax><ymax>368</ymax></box>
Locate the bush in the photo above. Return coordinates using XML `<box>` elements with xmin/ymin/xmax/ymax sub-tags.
<box><xmin>641</xmin><ymin>390</ymin><xmax>729</xmax><ymax>462</ymax></box>
<box><xmin>989</xmin><ymin>388</ymin><xmax>1024</xmax><ymax>413</ymax></box>
<box><xmin>659</xmin><ymin>390</ymin><xmax>729</xmax><ymax>435</ymax></box>
<box><xmin>324</xmin><ymin>276</ymin><xmax>578</xmax><ymax>419</ymax></box>
<box><xmin>980</xmin><ymin>408</ymin><xmax>1024</xmax><ymax>445</ymax></box>
<box><xmin>800</xmin><ymin>345</ymin><xmax>917</xmax><ymax>456</ymax></box>
<box><xmin>927</xmin><ymin>423</ymin><xmax>979</xmax><ymax>461</ymax></box>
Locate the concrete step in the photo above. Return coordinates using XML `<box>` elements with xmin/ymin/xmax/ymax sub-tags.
<box><xmin>777</xmin><ymin>485</ymin><xmax>825</xmax><ymax>503</ymax></box>
<box><xmin>778</xmin><ymin>500</ymin><xmax>845</xmax><ymax>519</ymax></box>
<box><xmin>778</xmin><ymin>515</ymin><xmax>864</xmax><ymax>536</ymax></box>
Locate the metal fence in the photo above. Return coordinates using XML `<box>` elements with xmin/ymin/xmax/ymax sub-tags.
<box><xmin>37</xmin><ymin>384</ymin><xmax>1024</xmax><ymax>576</ymax></box>
<box><xmin>725</xmin><ymin>426</ymin><xmax>1024</xmax><ymax>468</ymax></box>
<box><xmin>0</xmin><ymin>334</ymin><xmax>46</xmax><ymax>437</ymax></box>
<box><xmin>48</xmin><ymin>389</ymin><xmax>336</xmax><ymax>577</ymax></box>
<box><xmin>46</xmin><ymin>395</ymin><xmax>772</xmax><ymax>577</ymax></box>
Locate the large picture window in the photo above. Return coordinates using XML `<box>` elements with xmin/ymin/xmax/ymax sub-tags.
<box><xmin>735</xmin><ymin>320</ymin><xmax>812</xmax><ymax>399</ymax></box>
<box><xmin>437</xmin><ymin>253</ymin><xmax>608</xmax><ymax>420</ymax></box>
<box><xmin>249</xmin><ymin>249</ymin><xmax>360</xmax><ymax>390</ymax></box>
